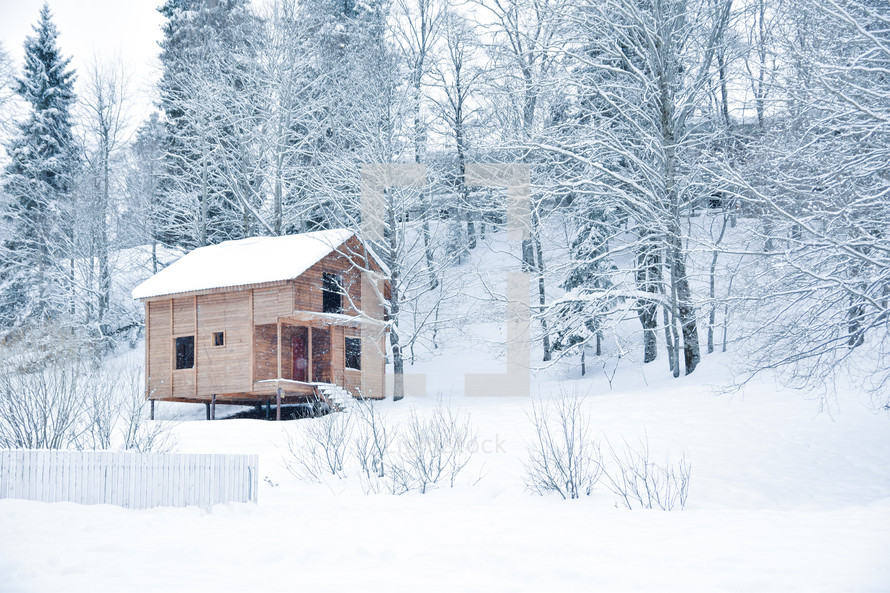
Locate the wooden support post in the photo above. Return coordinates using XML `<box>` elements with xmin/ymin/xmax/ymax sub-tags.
<box><xmin>211</xmin><ymin>394</ymin><xmax>217</xmax><ymax>420</ymax></box>
<box><xmin>276</xmin><ymin>388</ymin><xmax>282</xmax><ymax>421</ymax></box>
<box><xmin>308</xmin><ymin>326</ymin><xmax>313</xmax><ymax>383</ymax></box>
<box><xmin>276</xmin><ymin>320</ymin><xmax>282</xmax><ymax>380</ymax></box>
<box><xmin>150</xmin><ymin>400</ymin><xmax>155</xmax><ymax>421</ymax></box>
<box><xmin>205</xmin><ymin>402</ymin><xmax>210</xmax><ymax>420</ymax></box>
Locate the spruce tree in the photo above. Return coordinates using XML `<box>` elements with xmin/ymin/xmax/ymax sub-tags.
<box><xmin>0</xmin><ymin>3</ymin><xmax>77</xmax><ymax>331</ymax></box>
<box><xmin>551</xmin><ymin>210</ymin><xmax>617</xmax><ymax>374</ymax></box>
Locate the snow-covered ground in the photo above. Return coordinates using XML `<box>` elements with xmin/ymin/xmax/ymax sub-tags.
<box><xmin>2</xmin><ymin>351</ymin><xmax>889</xmax><ymax>592</ymax></box>
<box><xmin>2</xmin><ymin>223</ymin><xmax>889</xmax><ymax>592</ymax></box>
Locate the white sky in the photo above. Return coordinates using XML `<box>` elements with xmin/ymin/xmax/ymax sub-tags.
<box><xmin>0</xmin><ymin>0</ymin><xmax>165</xmax><ymax>124</ymax></box>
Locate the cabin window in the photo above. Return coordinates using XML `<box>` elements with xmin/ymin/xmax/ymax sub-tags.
<box><xmin>212</xmin><ymin>331</ymin><xmax>225</xmax><ymax>347</ymax></box>
<box><xmin>322</xmin><ymin>272</ymin><xmax>342</xmax><ymax>314</ymax></box>
<box><xmin>345</xmin><ymin>337</ymin><xmax>361</xmax><ymax>371</ymax></box>
<box><xmin>175</xmin><ymin>336</ymin><xmax>195</xmax><ymax>370</ymax></box>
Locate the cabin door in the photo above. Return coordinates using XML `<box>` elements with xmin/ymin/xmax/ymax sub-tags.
<box><xmin>292</xmin><ymin>326</ymin><xmax>309</xmax><ymax>382</ymax></box>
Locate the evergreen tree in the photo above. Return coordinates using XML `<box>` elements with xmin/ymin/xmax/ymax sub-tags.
<box><xmin>0</xmin><ymin>3</ymin><xmax>77</xmax><ymax>331</ymax></box>
<box><xmin>550</xmin><ymin>210</ymin><xmax>617</xmax><ymax>374</ymax></box>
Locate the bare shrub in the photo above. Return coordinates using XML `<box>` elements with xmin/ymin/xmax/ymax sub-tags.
<box><xmin>118</xmin><ymin>370</ymin><xmax>175</xmax><ymax>452</ymax></box>
<box><xmin>603</xmin><ymin>436</ymin><xmax>691</xmax><ymax>510</ymax></box>
<box><xmin>284</xmin><ymin>410</ymin><xmax>352</xmax><ymax>482</ymax></box>
<box><xmin>351</xmin><ymin>398</ymin><xmax>393</xmax><ymax>480</ymax></box>
<box><xmin>524</xmin><ymin>392</ymin><xmax>603</xmax><ymax>499</ymax></box>
<box><xmin>387</xmin><ymin>402</ymin><xmax>475</xmax><ymax>494</ymax></box>
<box><xmin>0</xmin><ymin>337</ymin><xmax>174</xmax><ymax>452</ymax></box>
<box><xmin>0</xmin><ymin>362</ymin><xmax>89</xmax><ymax>449</ymax></box>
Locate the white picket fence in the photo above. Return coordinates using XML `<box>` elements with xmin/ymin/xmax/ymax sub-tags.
<box><xmin>0</xmin><ymin>449</ymin><xmax>259</xmax><ymax>509</ymax></box>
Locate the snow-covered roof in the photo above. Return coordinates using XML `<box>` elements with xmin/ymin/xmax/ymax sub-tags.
<box><xmin>132</xmin><ymin>229</ymin><xmax>386</xmax><ymax>300</ymax></box>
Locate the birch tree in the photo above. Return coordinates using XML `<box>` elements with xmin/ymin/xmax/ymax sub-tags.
<box><xmin>75</xmin><ymin>59</ymin><xmax>130</xmax><ymax>335</ymax></box>
<box><xmin>723</xmin><ymin>0</ymin><xmax>890</xmax><ymax>399</ymax></box>
<box><xmin>547</xmin><ymin>0</ymin><xmax>733</xmax><ymax>375</ymax></box>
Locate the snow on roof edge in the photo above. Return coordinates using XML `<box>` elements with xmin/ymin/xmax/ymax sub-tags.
<box><xmin>132</xmin><ymin>228</ymin><xmax>388</xmax><ymax>300</ymax></box>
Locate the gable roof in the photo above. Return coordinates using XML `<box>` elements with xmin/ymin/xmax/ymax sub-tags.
<box><xmin>132</xmin><ymin>228</ymin><xmax>388</xmax><ymax>300</ymax></box>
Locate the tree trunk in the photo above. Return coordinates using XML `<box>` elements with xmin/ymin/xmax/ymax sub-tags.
<box><xmin>387</xmin><ymin>189</ymin><xmax>405</xmax><ymax>401</ymax></box>
<box><xmin>531</xmin><ymin>210</ymin><xmax>551</xmax><ymax>361</ymax></box>
<box><xmin>98</xmin><ymin>144</ymin><xmax>111</xmax><ymax>335</ymax></box>
<box><xmin>636</xmin><ymin>236</ymin><xmax>660</xmax><ymax>363</ymax></box>
<box><xmin>666</xmin><ymin>228</ymin><xmax>699</xmax><ymax>374</ymax></box>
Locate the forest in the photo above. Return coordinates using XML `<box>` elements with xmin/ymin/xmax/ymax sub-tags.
<box><xmin>0</xmin><ymin>0</ymin><xmax>887</xmax><ymax>408</ymax></box>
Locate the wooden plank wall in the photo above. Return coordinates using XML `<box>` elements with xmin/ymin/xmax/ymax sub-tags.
<box><xmin>196</xmin><ymin>291</ymin><xmax>251</xmax><ymax>395</ymax></box>
<box><xmin>253</xmin><ymin>323</ymin><xmax>278</xmax><ymax>382</ymax></box>
<box><xmin>296</xmin><ymin>238</ymin><xmax>367</xmax><ymax>314</ymax></box>
<box><xmin>172</xmin><ymin>296</ymin><xmax>196</xmax><ymax>397</ymax></box>
<box><xmin>0</xmin><ymin>450</ymin><xmax>259</xmax><ymax>509</ymax></box>
<box><xmin>147</xmin><ymin>300</ymin><xmax>172</xmax><ymax>399</ymax></box>
<box><xmin>254</xmin><ymin>283</ymin><xmax>293</xmax><ymax>325</ymax></box>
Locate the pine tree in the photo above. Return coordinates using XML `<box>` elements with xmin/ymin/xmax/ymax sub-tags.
<box><xmin>551</xmin><ymin>210</ymin><xmax>617</xmax><ymax>374</ymax></box>
<box><xmin>0</xmin><ymin>3</ymin><xmax>77</xmax><ymax>332</ymax></box>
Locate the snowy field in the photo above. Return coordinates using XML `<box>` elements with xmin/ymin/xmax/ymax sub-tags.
<box><xmin>2</xmin><ymin>224</ymin><xmax>889</xmax><ymax>592</ymax></box>
<box><xmin>2</xmin><ymin>350</ymin><xmax>889</xmax><ymax>593</ymax></box>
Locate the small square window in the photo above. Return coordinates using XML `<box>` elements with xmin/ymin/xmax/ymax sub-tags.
<box><xmin>212</xmin><ymin>331</ymin><xmax>225</xmax><ymax>347</ymax></box>
<box><xmin>345</xmin><ymin>337</ymin><xmax>361</xmax><ymax>370</ymax></box>
<box><xmin>175</xmin><ymin>336</ymin><xmax>194</xmax><ymax>370</ymax></box>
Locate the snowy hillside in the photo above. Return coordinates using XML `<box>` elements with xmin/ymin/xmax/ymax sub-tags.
<box><xmin>2</xmin><ymin>225</ymin><xmax>889</xmax><ymax>593</ymax></box>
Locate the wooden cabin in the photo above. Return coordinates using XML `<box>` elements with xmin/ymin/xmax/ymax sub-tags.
<box><xmin>132</xmin><ymin>229</ymin><xmax>390</xmax><ymax>418</ymax></box>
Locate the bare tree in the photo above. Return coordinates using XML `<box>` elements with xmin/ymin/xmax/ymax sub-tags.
<box><xmin>718</xmin><ymin>0</ymin><xmax>890</xmax><ymax>401</ymax></box>
<box><xmin>75</xmin><ymin>58</ymin><xmax>131</xmax><ymax>336</ymax></box>
<box><xmin>432</xmin><ymin>12</ymin><xmax>486</xmax><ymax>251</ymax></box>
<box><xmin>0</xmin><ymin>42</ymin><xmax>17</xmax><ymax>139</ymax></box>
<box><xmin>474</xmin><ymin>0</ymin><xmax>570</xmax><ymax>362</ymax></box>
<box><xmin>392</xmin><ymin>0</ymin><xmax>445</xmax><ymax>289</ymax></box>
<box><xmin>541</xmin><ymin>0</ymin><xmax>733</xmax><ymax>375</ymax></box>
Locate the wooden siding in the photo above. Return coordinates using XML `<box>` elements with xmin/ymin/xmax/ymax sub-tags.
<box><xmin>172</xmin><ymin>297</ymin><xmax>195</xmax><ymax>335</ymax></box>
<box><xmin>253</xmin><ymin>283</ymin><xmax>293</xmax><ymax>325</ymax></box>
<box><xmin>147</xmin><ymin>300</ymin><xmax>172</xmax><ymax>399</ymax></box>
<box><xmin>196</xmin><ymin>291</ymin><xmax>251</xmax><ymax>396</ymax></box>
<box><xmin>253</xmin><ymin>323</ymin><xmax>278</xmax><ymax>382</ymax></box>
<box><xmin>294</xmin><ymin>235</ymin><xmax>385</xmax><ymax>314</ymax></box>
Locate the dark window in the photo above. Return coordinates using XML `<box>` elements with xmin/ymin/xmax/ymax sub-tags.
<box><xmin>212</xmin><ymin>331</ymin><xmax>225</xmax><ymax>347</ymax></box>
<box><xmin>175</xmin><ymin>336</ymin><xmax>194</xmax><ymax>369</ymax></box>
<box><xmin>322</xmin><ymin>272</ymin><xmax>342</xmax><ymax>314</ymax></box>
<box><xmin>345</xmin><ymin>337</ymin><xmax>361</xmax><ymax>370</ymax></box>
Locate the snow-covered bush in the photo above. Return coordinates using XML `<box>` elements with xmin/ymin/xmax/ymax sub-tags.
<box><xmin>351</xmin><ymin>398</ymin><xmax>393</xmax><ymax>480</ymax></box>
<box><xmin>284</xmin><ymin>409</ymin><xmax>353</xmax><ymax>481</ymax></box>
<box><xmin>0</xmin><ymin>339</ymin><xmax>173</xmax><ymax>452</ymax></box>
<box><xmin>386</xmin><ymin>402</ymin><xmax>475</xmax><ymax>494</ymax></box>
<box><xmin>0</xmin><ymin>360</ymin><xmax>87</xmax><ymax>449</ymax></box>
<box><xmin>285</xmin><ymin>399</ymin><xmax>476</xmax><ymax>495</ymax></box>
<box><xmin>524</xmin><ymin>392</ymin><xmax>603</xmax><ymax>499</ymax></box>
<box><xmin>603</xmin><ymin>437</ymin><xmax>691</xmax><ymax>510</ymax></box>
